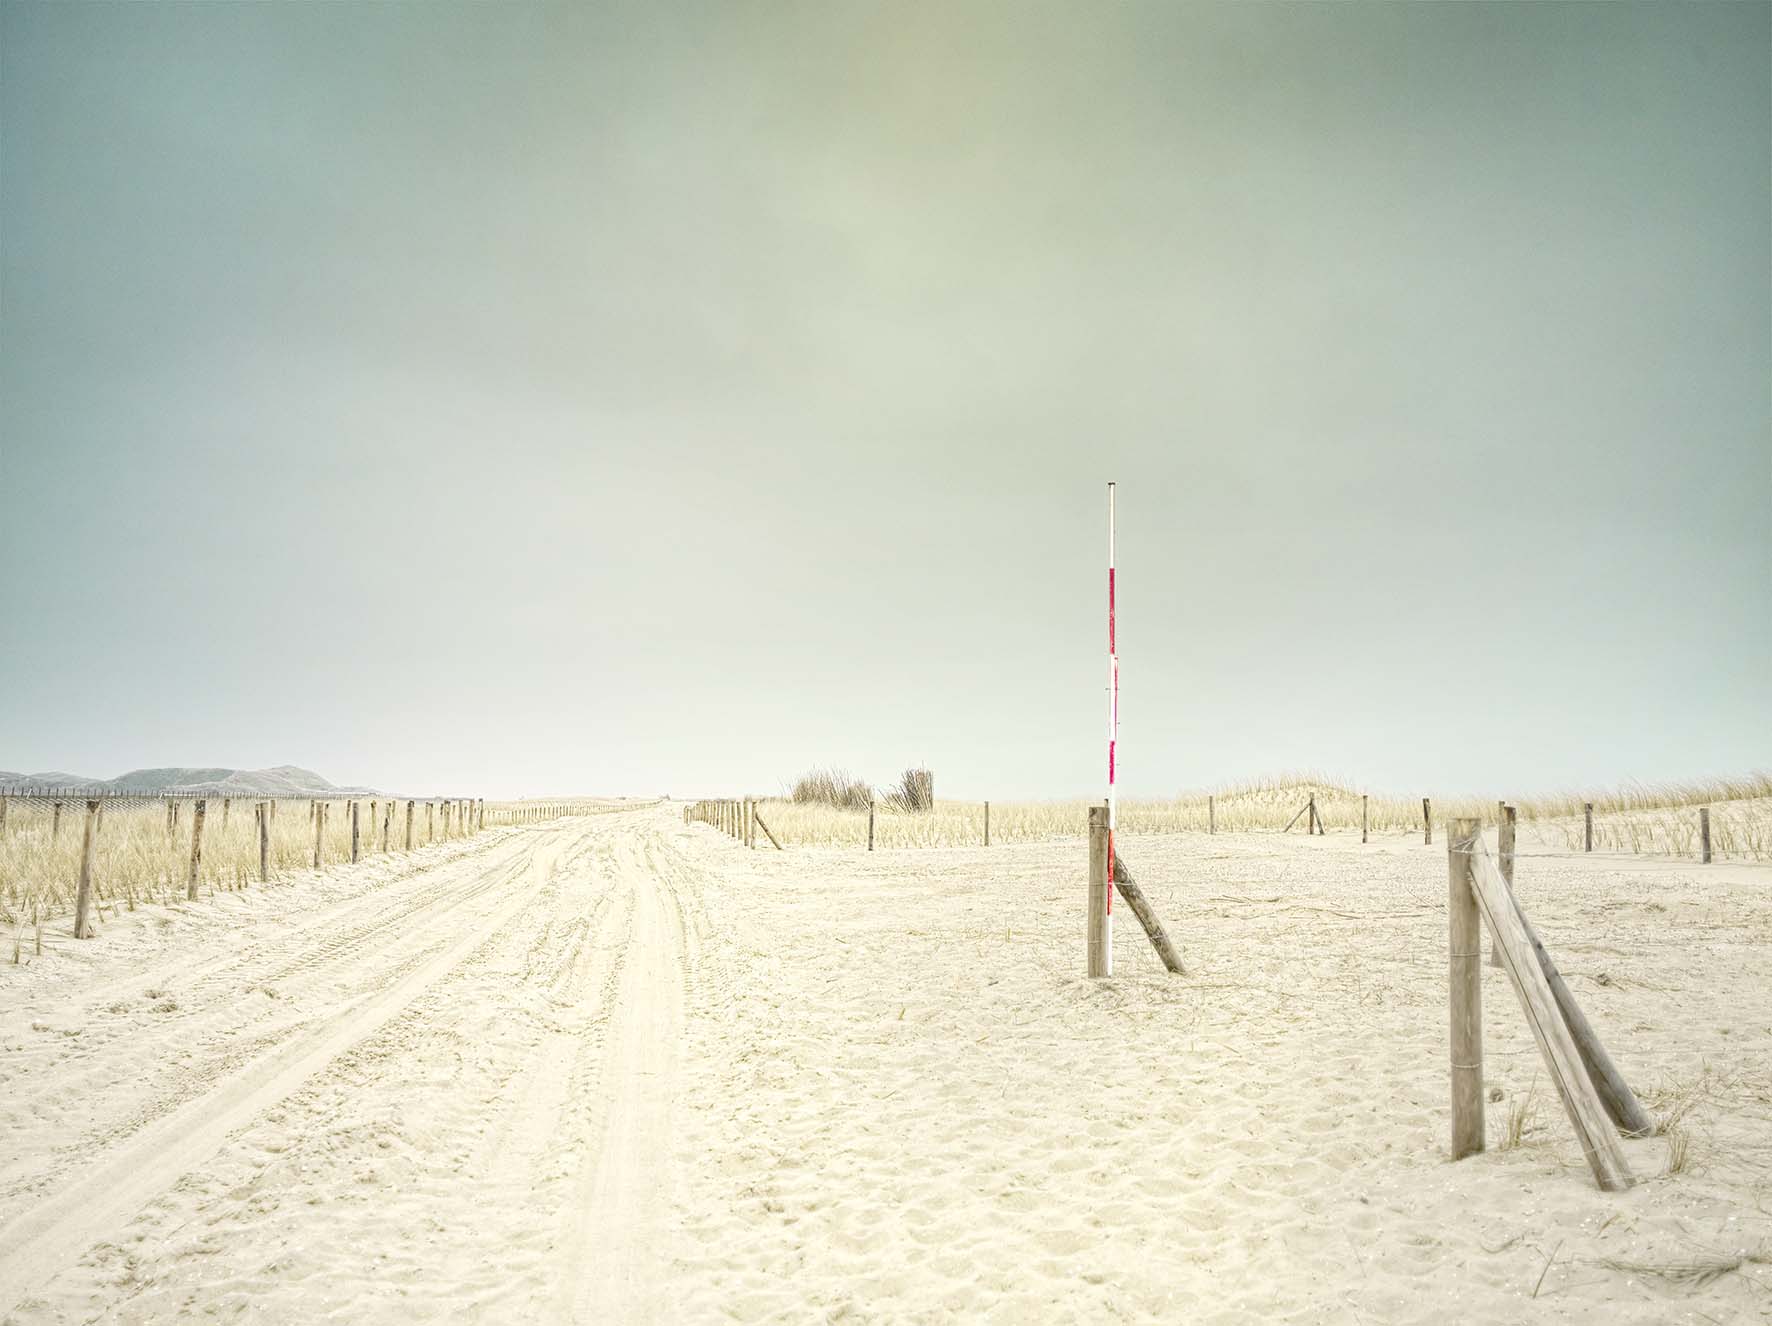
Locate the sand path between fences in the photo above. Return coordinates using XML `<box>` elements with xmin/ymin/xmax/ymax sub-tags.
<box><xmin>2</xmin><ymin>804</ymin><xmax>1768</xmax><ymax>1322</ymax></box>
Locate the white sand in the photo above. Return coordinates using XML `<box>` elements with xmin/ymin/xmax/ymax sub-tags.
<box><xmin>2</xmin><ymin>805</ymin><xmax>1767</xmax><ymax>1322</ymax></box>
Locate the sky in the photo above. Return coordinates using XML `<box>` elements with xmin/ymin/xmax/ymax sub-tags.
<box><xmin>2</xmin><ymin>2</ymin><xmax>1768</xmax><ymax>802</ymax></box>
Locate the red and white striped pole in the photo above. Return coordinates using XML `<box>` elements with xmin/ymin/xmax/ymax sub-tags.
<box><xmin>1106</xmin><ymin>480</ymin><xmax>1117</xmax><ymax>976</ymax></box>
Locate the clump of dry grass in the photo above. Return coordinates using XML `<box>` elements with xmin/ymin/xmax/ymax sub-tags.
<box><xmin>881</xmin><ymin>768</ymin><xmax>934</xmax><ymax>814</ymax></box>
<box><xmin>1498</xmin><ymin>1082</ymin><xmax>1540</xmax><ymax>1152</ymax></box>
<box><xmin>789</xmin><ymin>767</ymin><xmax>873</xmax><ymax>812</ymax></box>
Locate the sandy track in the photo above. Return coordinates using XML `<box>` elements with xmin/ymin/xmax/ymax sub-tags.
<box><xmin>6</xmin><ymin>806</ymin><xmax>1769</xmax><ymax>1323</ymax></box>
<box><xmin>0</xmin><ymin>810</ymin><xmax>696</xmax><ymax>1324</ymax></box>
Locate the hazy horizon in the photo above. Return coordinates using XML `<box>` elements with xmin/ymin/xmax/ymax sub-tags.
<box><xmin>4</xmin><ymin>2</ymin><xmax>1768</xmax><ymax>801</ymax></box>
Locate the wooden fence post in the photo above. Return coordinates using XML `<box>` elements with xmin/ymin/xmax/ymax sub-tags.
<box><xmin>1308</xmin><ymin>794</ymin><xmax>1318</xmax><ymax>835</ymax></box>
<box><xmin>1423</xmin><ymin>798</ymin><xmax>1432</xmax><ymax>846</ymax></box>
<box><xmin>984</xmin><ymin>800</ymin><xmax>990</xmax><ymax>847</ymax></box>
<box><xmin>53</xmin><ymin>799</ymin><xmax>64</xmax><ymax>843</ymax></box>
<box><xmin>1208</xmin><ymin>794</ymin><xmax>1215</xmax><ymax>835</ymax></box>
<box><xmin>404</xmin><ymin>800</ymin><xmax>414</xmax><ymax>850</ymax></box>
<box><xmin>0</xmin><ymin>793</ymin><xmax>7</xmax><ymax>839</ymax></box>
<box><xmin>427</xmin><ymin>802</ymin><xmax>434</xmax><ymax>843</ymax></box>
<box><xmin>351</xmin><ymin>801</ymin><xmax>361</xmax><ymax>863</ymax></box>
<box><xmin>258</xmin><ymin>802</ymin><xmax>270</xmax><ymax>882</ymax></box>
<box><xmin>1362</xmin><ymin>794</ymin><xmax>1368</xmax><ymax>844</ymax></box>
<box><xmin>74</xmin><ymin>800</ymin><xmax>100</xmax><ymax>938</ymax></box>
<box><xmin>313</xmin><ymin>801</ymin><xmax>325</xmax><ymax>868</ymax></box>
<box><xmin>868</xmin><ymin>799</ymin><xmax>875</xmax><ymax>852</ymax></box>
<box><xmin>1087</xmin><ymin>804</ymin><xmax>1111</xmax><ymax>978</ymax></box>
<box><xmin>1448</xmin><ymin>817</ymin><xmax>1484</xmax><ymax>1161</ymax></box>
<box><xmin>1700</xmin><ymin>807</ymin><xmax>1711</xmax><ymax>864</ymax></box>
<box><xmin>186</xmin><ymin>798</ymin><xmax>207</xmax><ymax>900</ymax></box>
<box><xmin>1584</xmin><ymin>803</ymin><xmax>1593</xmax><ymax>852</ymax></box>
<box><xmin>1492</xmin><ymin>806</ymin><xmax>1515</xmax><ymax>968</ymax></box>
<box><xmin>222</xmin><ymin>798</ymin><xmax>231</xmax><ymax>831</ymax></box>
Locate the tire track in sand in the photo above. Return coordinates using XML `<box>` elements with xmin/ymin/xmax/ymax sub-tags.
<box><xmin>0</xmin><ymin>824</ymin><xmax>572</xmax><ymax>1321</ymax></box>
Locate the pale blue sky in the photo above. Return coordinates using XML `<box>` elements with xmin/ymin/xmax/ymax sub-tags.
<box><xmin>3</xmin><ymin>2</ymin><xmax>1767</xmax><ymax>800</ymax></box>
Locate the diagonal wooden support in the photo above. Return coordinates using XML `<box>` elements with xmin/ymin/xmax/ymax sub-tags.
<box><xmin>1109</xmin><ymin>848</ymin><xmax>1184</xmax><ymax>974</ymax></box>
<box><xmin>1464</xmin><ymin>833</ymin><xmax>1634</xmax><ymax>1191</ymax></box>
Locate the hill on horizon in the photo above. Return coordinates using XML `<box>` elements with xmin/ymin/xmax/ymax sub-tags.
<box><xmin>0</xmin><ymin>765</ymin><xmax>379</xmax><ymax>796</ymax></box>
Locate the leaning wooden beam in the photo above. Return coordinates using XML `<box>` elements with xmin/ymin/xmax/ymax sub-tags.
<box><xmin>1281</xmin><ymin>801</ymin><xmax>1310</xmax><ymax>834</ymax></box>
<box><xmin>752</xmin><ymin>807</ymin><xmax>783</xmax><ymax>851</ymax></box>
<box><xmin>1465</xmin><ymin>834</ymin><xmax>1634</xmax><ymax>1191</ymax></box>
<box><xmin>1109</xmin><ymin>848</ymin><xmax>1183</xmax><ymax>974</ymax></box>
<box><xmin>1507</xmin><ymin>886</ymin><xmax>1654</xmax><ymax>1137</ymax></box>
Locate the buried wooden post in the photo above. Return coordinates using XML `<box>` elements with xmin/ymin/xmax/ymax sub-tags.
<box><xmin>257</xmin><ymin>802</ymin><xmax>270</xmax><ymax>881</ymax></box>
<box><xmin>867</xmin><ymin>799</ymin><xmax>875</xmax><ymax>852</ymax></box>
<box><xmin>752</xmin><ymin>806</ymin><xmax>783</xmax><ymax>851</ymax></box>
<box><xmin>351</xmin><ymin>801</ymin><xmax>361</xmax><ymax>863</ymax></box>
<box><xmin>1087</xmin><ymin>805</ymin><xmax>1111</xmax><ymax>977</ymax></box>
<box><xmin>1308</xmin><ymin>794</ymin><xmax>1319</xmax><ymax>835</ymax></box>
<box><xmin>1491</xmin><ymin>807</ymin><xmax>1516</xmax><ymax>968</ymax></box>
<box><xmin>1423</xmin><ymin>798</ymin><xmax>1432</xmax><ymax>846</ymax></box>
<box><xmin>187</xmin><ymin>798</ymin><xmax>207</xmax><ymax>900</ymax></box>
<box><xmin>1700</xmin><ymin>808</ymin><xmax>1711</xmax><ymax>864</ymax></box>
<box><xmin>1463</xmin><ymin>834</ymin><xmax>1635</xmax><ymax>1190</ymax></box>
<box><xmin>222</xmin><ymin>798</ymin><xmax>231</xmax><ymax>831</ymax></box>
<box><xmin>313</xmin><ymin>801</ymin><xmax>325</xmax><ymax>869</ymax></box>
<box><xmin>984</xmin><ymin>800</ymin><xmax>990</xmax><ymax>847</ymax></box>
<box><xmin>381</xmin><ymin>802</ymin><xmax>391</xmax><ymax>853</ymax></box>
<box><xmin>1108</xmin><ymin>845</ymin><xmax>1183</xmax><ymax>974</ymax></box>
<box><xmin>74</xmin><ymin>800</ymin><xmax>100</xmax><ymax>938</ymax></box>
<box><xmin>53</xmin><ymin>800</ymin><xmax>64</xmax><ymax>842</ymax></box>
<box><xmin>427</xmin><ymin>802</ymin><xmax>434</xmax><ymax>843</ymax></box>
<box><xmin>1447</xmin><ymin>818</ymin><xmax>1484</xmax><ymax>1161</ymax></box>
<box><xmin>1584</xmin><ymin>803</ymin><xmax>1594</xmax><ymax>852</ymax></box>
<box><xmin>1208</xmin><ymin>794</ymin><xmax>1215</xmax><ymax>835</ymax></box>
<box><xmin>1362</xmin><ymin>794</ymin><xmax>1368</xmax><ymax>844</ymax></box>
<box><xmin>405</xmin><ymin>800</ymin><xmax>414</xmax><ymax>851</ymax></box>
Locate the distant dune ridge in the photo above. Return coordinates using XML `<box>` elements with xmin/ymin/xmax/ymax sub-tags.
<box><xmin>0</xmin><ymin>766</ymin><xmax>376</xmax><ymax>796</ymax></box>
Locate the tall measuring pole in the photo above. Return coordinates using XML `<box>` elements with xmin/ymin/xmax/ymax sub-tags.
<box><xmin>1105</xmin><ymin>481</ymin><xmax>1117</xmax><ymax>976</ymax></box>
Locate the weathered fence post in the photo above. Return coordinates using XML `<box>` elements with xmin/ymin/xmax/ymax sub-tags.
<box><xmin>1361</xmin><ymin>794</ymin><xmax>1368</xmax><ymax>844</ymax></box>
<box><xmin>1087</xmin><ymin>803</ymin><xmax>1111</xmax><ymax>978</ymax></box>
<box><xmin>313</xmin><ymin>801</ymin><xmax>327</xmax><ymax>868</ymax></box>
<box><xmin>258</xmin><ymin>802</ymin><xmax>270</xmax><ymax>881</ymax></box>
<box><xmin>1700</xmin><ymin>807</ymin><xmax>1711</xmax><ymax>864</ymax></box>
<box><xmin>222</xmin><ymin>798</ymin><xmax>231</xmax><ymax>830</ymax></box>
<box><xmin>1208</xmin><ymin>794</ymin><xmax>1215</xmax><ymax>835</ymax></box>
<box><xmin>52</xmin><ymin>799</ymin><xmax>65</xmax><ymax>843</ymax></box>
<box><xmin>984</xmin><ymin>800</ymin><xmax>990</xmax><ymax>847</ymax></box>
<box><xmin>1448</xmin><ymin>817</ymin><xmax>1484</xmax><ymax>1161</ymax></box>
<box><xmin>1584</xmin><ymin>803</ymin><xmax>1593</xmax><ymax>852</ymax></box>
<box><xmin>74</xmin><ymin>800</ymin><xmax>100</xmax><ymax>938</ymax></box>
<box><xmin>1423</xmin><ymin>798</ymin><xmax>1432</xmax><ymax>846</ymax></box>
<box><xmin>1491</xmin><ymin>806</ymin><xmax>1516</xmax><ymax>968</ymax></box>
<box><xmin>867</xmin><ymin>799</ymin><xmax>875</xmax><ymax>852</ymax></box>
<box><xmin>351</xmin><ymin>801</ymin><xmax>361</xmax><ymax>863</ymax></box>
<box><xmin>187</xmin><ymin>798</ymin><xmax>207</xmax><ymax>900</ymax></box>
<box><xmin>404</xmin><ymin>800</ymin><xmax>414</xmax><ymax>850</ymax></box>
<box><xmin>1308</xmin><ymin>794</ymin><xmax>1318</xmax><ymax>836</ymax></box>
<box><xmin>427</xmin><ymin>802</ymin><xmax>434</xmax><ymax>843</ymax></box>
<box><xmin>0</xmin><ymin>793</ymin><xmax>8</xmax><ymax>838</ymax></box>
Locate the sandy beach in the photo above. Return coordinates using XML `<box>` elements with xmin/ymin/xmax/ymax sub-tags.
<box><xmin>2</xmin><ymin>802</ymin><xmax>1766</xmax><ymax>1323</ymax></box>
